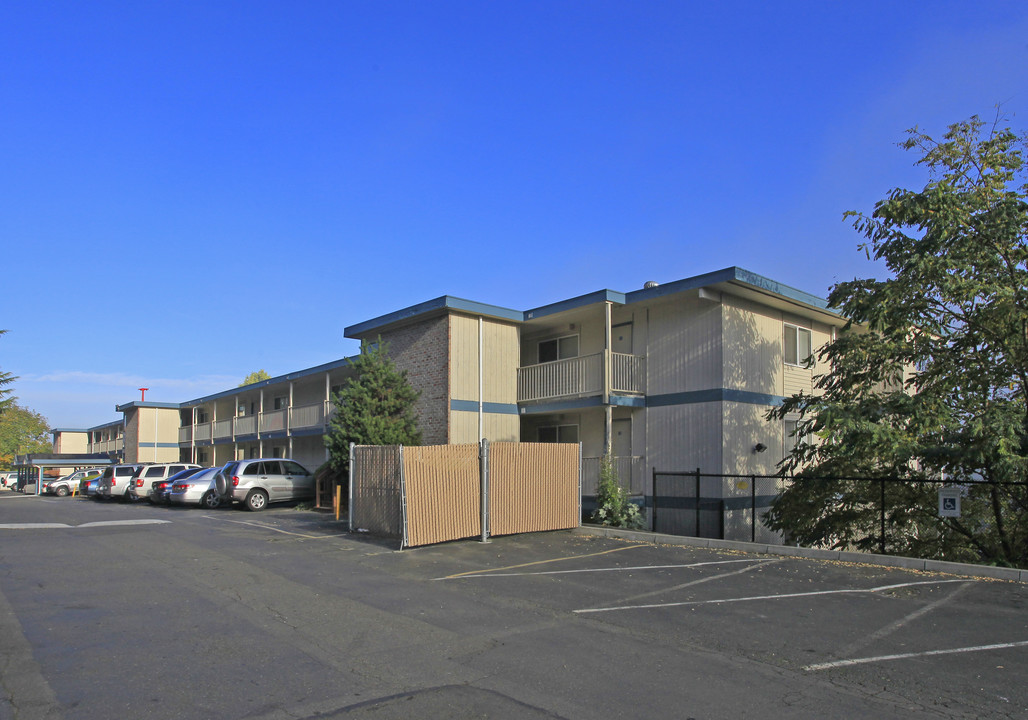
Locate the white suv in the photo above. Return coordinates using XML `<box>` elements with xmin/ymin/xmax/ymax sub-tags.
<box><xmin>97</xmin><ymin>464</ymin><xmax>146</xmax><ymax>500</ymax></box>
<box><xmin>126</xmin><ymin>463</ymin><xmax>201</xmax><ymax>503</ymax></box>
<box><xmin>214</xmin><ymin>459</ymin><xmax>314</xmax><ymax>511</ymax></box>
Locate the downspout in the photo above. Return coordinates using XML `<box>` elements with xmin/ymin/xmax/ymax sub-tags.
<box><xmin>479</xmin><ymin>316</ymin><xmax>484</xmax><ymax>441</ymax></box>
<box><xmin>604</xmin><ymin>301</ymin><xmax>613</xmax><ymax>455</ymax></box>
<box><xmin>154</xmin><ymin>407</ymin><xmax>159</xmax><ymax>462</ymax></box>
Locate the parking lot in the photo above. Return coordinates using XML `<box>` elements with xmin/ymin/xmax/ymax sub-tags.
<box><xmin>1</xmin><ymin>491</ymin><xmax>1026</xmax><ymax>719</ymax></box>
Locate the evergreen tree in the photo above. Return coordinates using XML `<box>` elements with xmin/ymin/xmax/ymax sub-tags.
<box><xmin>324</xmin><ymin>340</ymin><xmax>421</xmax><ymax>473</ymax></box>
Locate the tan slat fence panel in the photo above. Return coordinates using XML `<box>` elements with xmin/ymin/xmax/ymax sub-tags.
<box><xmin>350</xmin><ymin>445</ymin><xmax>403</xmax><ymax>536</ymax></box>
<box><xmin>403</xmin><ymin>444</ymin><xmax>481</xmax><ymax>547</ymax></box>
<box><xmin>489</xmin><ymin>442</ymin><xmax>579</xmax><ymax>536</ymax></box>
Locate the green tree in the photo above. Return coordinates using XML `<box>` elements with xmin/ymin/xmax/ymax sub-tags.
<box><xmin>239</xmin><ymin>369</ymin><xmax>271</xmax><ymax>387</ymax></box>
<box><xmin>0</xmin><ymin>404</ymin><xmax>52</xmax><ymax>469</ymax></box>
<box><xmin>768</xmin><ymin>115</ymin><xmax>1028</xmax><ymax>568</ymax></box>
<box><xmin>324</xmin><ymin>340</ymin><xmax>422</xmax><ymax>473</ymax></box>
<box><xmin>0</xmin><ymin>330</ymin><xmax>16</xmax><ymax>415</ymax></box>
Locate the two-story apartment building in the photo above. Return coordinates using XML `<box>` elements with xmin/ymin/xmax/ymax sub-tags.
<box><xmin>52</xmin><ymin>267</ymin><xmax>843</xmax><ymax>535</ymax></box>
<box><xmin>345</xmin><ymin>267</ymin><xmax>843</xmax><ymax>498</ymax></box>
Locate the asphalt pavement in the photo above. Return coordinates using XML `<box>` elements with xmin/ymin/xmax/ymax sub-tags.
<box><xmin>0</xmin><ymin>489</ymin><xmax>1025</xmax><ymax>719</ymax></box>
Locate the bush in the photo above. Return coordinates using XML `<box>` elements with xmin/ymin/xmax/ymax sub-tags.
<box><xmin>591</xmin><ymin>455</ymin><xmax>644</xmax><ymax>529</ymax></box>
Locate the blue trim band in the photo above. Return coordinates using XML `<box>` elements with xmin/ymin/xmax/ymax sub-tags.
<box><xmin>137</xmin><ymin>442</ymin><xmax>181</xmax><ymax>449</ymax></box>
<box><xmin>648</xmin><ymin>389</ymin><xmax>785</xmax><ymax>407</ymax></box>
<box><xmin>450</xmin><ymin>400</ymin><xmax>520</xmax><ymax>415</ymax></box>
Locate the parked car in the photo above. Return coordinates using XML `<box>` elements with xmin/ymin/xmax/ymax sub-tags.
<box><xmin>152</xmin><ymin>467</ymin><xmax>205</xmax><ymax>504</ymax></box>
<box><xmin>168</xmin><ymin>467</ymin><xmax>223</xmax><ymax>508</ymax></box>
<box><xmin>0</xmin><ymin>472</ymin><xmax>16</xmax><ymax>489</ymax></box>
<box><xmin>214</xmin><ymin>459</ymin><xmax>314</xmax><ymax>511</ymax></box>
<box><xmin>82</xmin><ymin>475</ymin><xmax>102</xmax><ymax>496</ymax></box>
<box><xmin>44</xmin><ymin>468</ymin><xmax>102</xmax><ymax>497</ymax></box>
<box><xmin>97</xmin><ymin>464</ymin><xmax>146</xmax><ymax>500</ymax></box>
<box><xmin>125</xmin><ymin>463</ymin><xmax>201</xmax><ymax>503</ymax></box>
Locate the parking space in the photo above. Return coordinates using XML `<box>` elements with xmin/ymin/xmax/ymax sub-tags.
<box><xmin>1</xmin><ymin>494</ymin><xmax>1025</xmax><ymax>718</ymax></box>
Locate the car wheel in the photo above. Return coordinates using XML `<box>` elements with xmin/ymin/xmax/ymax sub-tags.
<box><xmin>202</xmin><ymin>490</ymin><xmax>221</xmax><ymax>509</ymax></box>
<box><xmin>244</xmin><ymin>489</ymin><xmax>268</xmax><ymax>512</ymax></box>
<box><xmin>55</xmin><ymin>487</ymin><xmax>68</xmax><ymax>497</ymax></box>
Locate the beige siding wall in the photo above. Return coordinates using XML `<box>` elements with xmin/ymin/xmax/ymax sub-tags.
<box><xmin>54</xmin><ymin>431</ymin><xmax>88</xmax><ymax>454</ymax></box>
<box><xmin>721</xmin><ymin>401</ymin><xmax>783</xmax><ymax>476</ymax></box>
<box><xmin>450</xmin><ymin>314</ymin><xmax>519</xmax><ymax>405</ymax></box>
<box><xmin>646</xmin><ymin>403</ymin><xmax>722</xmax><ymax>475</ymax></box>
<box><xmin>449</xmin><ymin>410</ymin><xmax>519</xmax><ymax>443</ymax></box>
<box><xmin>722</xmin><ymin>294</ymin><xmax>783</xmax><ymax>395</ymax></box>
<box><xmin>645</xmin><ymin>295</ymin><xmax>722</xmax><ymax>395</ymax></box>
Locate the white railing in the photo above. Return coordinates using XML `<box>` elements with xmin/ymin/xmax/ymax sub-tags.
<box><xmin>260</xmin><ymin>409</ymin><xmax>286</xmax><ymax>433</ymax></box>
<box><xmin>213</xmin><ymin>419</ymin><xmax>233</xmax><ymax>440</ymax></box>
<box><xmin>517</xmin><ymin>353</ymin><xmax>603</xmax><ymax>403</ymax></box>
<box><xmin>612</xmin><ymin>352</ymin><xmax>646</xmax><ymax>394</ymax></box>
<box><xmin>235</xmin><ymin>415</ymin><xmax>257</xmax><ymax>436</ymax></box>
<box><xmin>517</xmin><ymin>352</ymin><xmax>646</xmax><ymax>402</ymax></box>
<box><xmin>581</xmin><ymin>455</ymin><xmax>646</xmax><ymax>496</ymax></box>
<box><xmin>289</xmin><ymin>402</ymin><xmax>325</xmax><ymax>430</ymax></box>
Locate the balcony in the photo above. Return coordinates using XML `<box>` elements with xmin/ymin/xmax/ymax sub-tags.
<box><xmin>517</xmin><ymin>352</ymin><xmax>646</xmax><ymax>403</ymax></box>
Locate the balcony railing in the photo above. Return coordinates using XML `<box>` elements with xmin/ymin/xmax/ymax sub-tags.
<box><xmin>517</xmin><ymin>353</ymin><xmax>603</xmax><ymax>403</ymax></box>
<box><xmin>178</xmin><ymin>426</ymin><xmax>192</xmax><ymax>443</ymax></box>
<box><xmin>213</xmin><ymin>419</ymin><xmax>233</xmax><ymax>441</ymax></box>
<box><xmin>235</xmin><ymin>415</ymin><xmax>257</xmax><ymax>436</ymax></box>
<box><xmin>260</xmin><ymin>409</ymin><xmax>286</xmax><ymax>433</ymax></box>
<box><xmin>194</xmin><ymin>422</ymin><xmax>212</xmax><ymax>443</ymax></box>
<box><xmin>289</xmin><ymin>402</ymin><xmax>326</xmax><ymax>430</ymax></box>
<box><xmin>517</xmin><ymin>352</ymin><xmax>646</xmax><ymax>403</ymax></box>
<box><xmin>612</xmin><ymin>353</ymin><xmax>646</xmax><ymax>394</ymax></box>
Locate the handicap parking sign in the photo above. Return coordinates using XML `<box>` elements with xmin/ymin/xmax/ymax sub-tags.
<box><xmin>938</xmin><ymin>487</ymin><xmax>961</xmax><ymax>518</ymax></box>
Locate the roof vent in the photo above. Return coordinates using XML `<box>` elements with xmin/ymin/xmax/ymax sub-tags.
<box><xmin>643</xmin><ymin>280</ymin><xmax>660</xmax><ymax>289</ymax></box>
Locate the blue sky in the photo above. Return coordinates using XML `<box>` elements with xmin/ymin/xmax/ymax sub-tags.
<box><xmin>2</xmin><ymin>1</ymin><xmax>1027</xmax><ymax>429</ymax></box>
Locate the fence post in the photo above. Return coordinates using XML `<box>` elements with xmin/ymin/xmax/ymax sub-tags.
<box><xmin>880</xmin><ymin>478</ymin><xmax>886</xmax><ymax>555</ymax></box>
<box><xmin>695</xmin><ymin>467</ymin><xmax>701</xmax><ymax>537</ymax></box>
<box><xmin>348</xmin><ymin>442</ymin><xmax>355</xmax><ymax>533</ymax></box>
<box><xmin>480</xmin><ymin>438</ymin><xmax>490</xmax><ymax>543</ymax></box>
<box><xmin>651</xmin><ymin>467</ymin><xmax>657</xmax><ymax>531</ymax></box>
<box><xmin>751</xmin><ymin>475</ymin><xmax>756</xmax><ymax>543</ymax></box>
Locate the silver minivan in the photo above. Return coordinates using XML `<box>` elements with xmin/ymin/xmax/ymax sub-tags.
<box><xmin>214</xmin><ymin>459</ymin><xmax>314</xmax><ymax>511</ymax></box>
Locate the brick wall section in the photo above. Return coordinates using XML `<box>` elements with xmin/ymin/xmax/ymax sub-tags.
<box><xmin>378</xmin><ymin>315</ymin><xmax>450</xmax><ymax>445</ymax></box>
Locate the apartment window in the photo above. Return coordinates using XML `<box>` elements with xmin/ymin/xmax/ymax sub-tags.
<box><xmin>271</xmin><ymin>446</ymin><xmax>285</xmax><ymax>458</ymax></box>
<box><xmin>197</xmin><ymin>449</ymin><xmax>209</xmax><ymax>464</ymax></box>
<box><xmin>538</xmin><ymin>335</ymin><xmax>579</xmax><ymax>364</ymax></box>
<box><xmin>538</xmin><ymin>424</ymin><xmax>579</xmax><ymax>444</ymax></box>
<box><xmin>784</xmin><ymin>419</ymin><xmax>811</xmax><ymax>456</ymax></box>
<box><xmin>273</xmin><ymin>396</ymin><xmax>288</xmax><ymax>411</ymax></box>
<box><xmin>196</xmin><ymin>409</ymin><xmax>209</xmax><ymax>424</ymax></box>
<box><xmin>784</xmin><ymin>324</ymin><xmax>812</xmax><ymax>366</ymax></box>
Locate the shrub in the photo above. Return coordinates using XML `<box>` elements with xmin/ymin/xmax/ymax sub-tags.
<box><xmin>591</xmin><ymin>455</ymin><xmax>644</xmax><ymax>529</ymax></box>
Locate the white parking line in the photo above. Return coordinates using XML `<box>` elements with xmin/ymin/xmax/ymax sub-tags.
<box><xmin>0</xmin><ymin>520</ymin><xmax>171</xmax><ymax>529</ymax></box>
<box><xmin>804</xmin><ymin>640</ymin><xmax>1028</xmax><ymax>671</ymax></box>
<box><xmin>574</xmin><ymin>578</ymin><xmax>971</xmax><ymax>614</ymax></box>
<box><xmin>439</xmin><ymin>558</ymin><xmax>760</xmax><ymax>580</ymax></box>
<box><xmin>209</xmin><ymin>516</ymin><xmax>349</xmax><ymax>540</ymax></box>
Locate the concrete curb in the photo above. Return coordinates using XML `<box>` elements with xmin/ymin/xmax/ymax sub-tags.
<box><xmin>574</xmin><ymin>525</ymin><xmax>1027</xmax><ymax>583</ymax></box>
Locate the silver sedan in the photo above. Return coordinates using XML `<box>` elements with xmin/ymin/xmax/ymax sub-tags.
<box><xmin>167</xmin><ymin>468</ymin><xmax>222</xmax><ymax>509</ymax></box>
